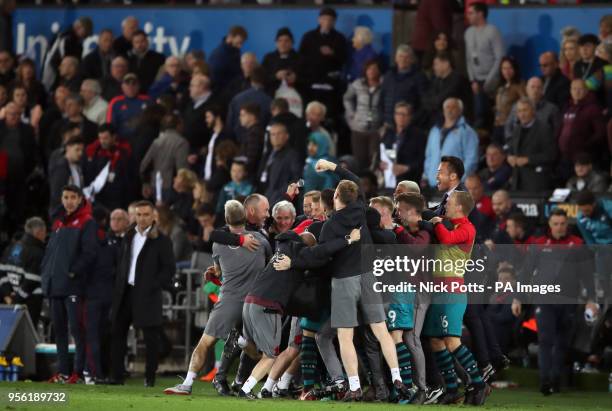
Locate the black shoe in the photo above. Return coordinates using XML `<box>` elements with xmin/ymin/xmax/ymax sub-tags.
<box><xmin>469</xmin><ymin>384</ymin><xmax>489</xmax><ymax>406</ymax></box>
<box><xmin>230</xmin><ymin>380</ymin><xmax>243</xmax><ymax>396</ymax></box>
<box><xmin>482</xmin><ymin>364</ymin><xmax>495</xmax><ymax>383</ymax></box>
<box><xmin>540</xmin><ymin>383</ymin><xmax>553</xmax><ymax>396</ymax></box>
<box><xmin>257</xmin><ymin>388</ymin><xmax>272</xmax><ymax>399</ymax></box>
<box><xmin>271</xmin><ymin>384</ymin><xmax>291</xmax><ymax>398</ymax></box>
<box><xmin>464</xmin><ymin>385</ymin><xmax>475</xmax><ymax>405</ymax></box>
<box><xmin>374</xmin><ymin>381</ymin><xmax>390</xmax><ymax>402</ymax></box>
<box><xmin>392</xmin><ymin>380</ymin><xmax>414</xmax><ymax>402</ymax></box>
<box><xmin>493</xmin><ymin>354</ymin><xmax>511</xmax><ymax>372</ymax></box>
<box><xmin>409</xmin><ymin>388</ymin><xmax>426</xmax><ymax>405</ymax></box>
<box><xmin>238</xmin><ymin>389</ymin><xmax>257</xmax><ymax>400</ymax></box>
<box><xmin>212</xmin><ymin>377</ymin><xmax>231</xmax><ymax>396</ymax></box>
<box><xmin>223</xmin><ymin>328</ymin><xmax>242</xmax><ymax>360</ymax></box>
<box><xmin>438</xmin><ymin>390</ymin><xmax>464</xmax><ymax>404</ymax></box>
<box><xmin>342</xmin><ymin>388</ymin><xmax>363</xmax><ymax>402</ymax></box>
<box><xmin>144</xmin><ymin>378</ymin><xmax>155</xmax><ymax>388</ymax></box>
<box><xmin>423</xmin><ymin>385</ymin><xmax>444</xmax><ymax>404</ymax></box>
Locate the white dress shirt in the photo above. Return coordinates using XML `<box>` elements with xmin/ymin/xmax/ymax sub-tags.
<box><xmin>128</xmin><ymin>225</ymin><xmax>152</xmax><ymax>286</ymax></box>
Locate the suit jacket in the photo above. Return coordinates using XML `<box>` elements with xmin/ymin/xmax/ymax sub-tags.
<box><xmin>111</xmin><ymin>224</ymin><xmax>175</xmax><ymax>328</ymax></box>
<box><xmin>257</xmin><ymin>145</ymin><xmax>302</xmax><ymax>206</ymax></box>
<box><xmin>542</xmin><ymin>69</ymin><xmax>570</xmax><ymax>109</ymax></box>
<box><xmin>128</xmin><ymin>50</ymin><xmax>166</xmax><ymax>93</ymax></box>
<box><xmin>508</xmin><ymin>118</ymin><xmax>556</xmax><ymax>192</ymax></box>
<box><xmin>81</xmin><ymin>48</ymin><xmax>113</xmax><ymax>80</ymax></box>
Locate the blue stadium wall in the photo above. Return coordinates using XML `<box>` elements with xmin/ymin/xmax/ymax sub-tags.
<box><xmin>11</xmin><ymin>5</ymin><xmax>612</xmax><ymax>78</ymax></box>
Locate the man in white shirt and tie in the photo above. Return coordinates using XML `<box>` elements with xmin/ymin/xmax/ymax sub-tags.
<box><xmin>110</xmin><ymin>200</ymin><xmax>175</xmax><ymax>387</ymax></box>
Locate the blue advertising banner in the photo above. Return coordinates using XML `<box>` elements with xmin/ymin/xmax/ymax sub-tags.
<box><xmin>12</xmin><ymin>7</ymin><xmax>393</xmax><ymax>69</ymax></box>
<box><xmin>11</xmin><ymin>6</ymin><xmax>612</xmax><ymax>77</ymax></box>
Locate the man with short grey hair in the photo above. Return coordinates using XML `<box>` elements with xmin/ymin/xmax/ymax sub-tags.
<box><xmin>381</xmin><ymin>44</ymin><xmax>428</xmax><ymax>126</ymax></box>
<box><xmin>80</xmin><ymin>79</ymin><xmax>108</xmax><ymax>125</ymax></box>
<box><xmin>164</xmin><ymin>200</ymin><xmax>270</xmax><ymax>396</ymax></box>
<box><xmin>272</xmin><ymin>200</ymin><xmax>296</xmax><ymax>234</ymax></box>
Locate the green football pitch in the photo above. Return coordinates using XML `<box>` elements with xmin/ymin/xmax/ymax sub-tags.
<box><xmin>1</xmin><ymin>377</ymin><xmax>611</xmax><ymax>411</ymax></box>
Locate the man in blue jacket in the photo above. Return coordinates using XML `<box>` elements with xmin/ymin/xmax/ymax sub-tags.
<box><xmin>41</xmin><ymin>185</ymin><xmax>98</xmax><ymax>383</ymax></box>
<box><xmin>209</xmin><ymin>26</ymin><xmax>248</xmax><ymax>94</ymax></box>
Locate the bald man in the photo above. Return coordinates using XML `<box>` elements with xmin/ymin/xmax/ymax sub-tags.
<box><xmin>114</xmin><ymin>16</ymin><xmax>139</xmax><ymax>56</ymax></box>
<box><xmin>539</xmin><ymin>51</ymin><xmax>570</xmax><ymax>109</ymax></box>
<box><xmin>504</xmin><ymin>77</ymin><xmax>560</xmax><ymax>142</ymax></box>
<box><xmin>393</xmin><ymin>180</ymin><xmax>420</xmax><ymax>202</ymax></box>
<box><xmin>182</xmin><ymin>74</ymin><xmax>216</xmax><ymax>158</ymax></box>
<box><xmin>149</xmin><ymin>56</ymin><xmax>188</xmax><ymax>100</ymax></box>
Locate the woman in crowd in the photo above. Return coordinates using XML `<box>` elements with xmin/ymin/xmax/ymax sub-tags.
<box><xmin>347</xmin><ymin>26</ymin><xmax>378</xmax><ymax>83</ymax></box>
<box><xmin>421</xmin><ymin>31</ymin><xmax>457</xmax><ymax>75</ymax></box>
<box><xmin>343</xmin><ymin>59</ymin><xmax>383</xmax><ymax>171</ymax></box>
<box><xmin>12</xmin><ymin>58</ymin><xmax>47</xmax><ymax>109</ymax></box>
<box><xmin>560</xmin><ymin>38</ymin><xmax>580</xmax><ymax>80</ymax></box>
<box><xmin>493</xmin><ymin>56</ymin><xmax>524</xmax><ymax>144</ymax></box>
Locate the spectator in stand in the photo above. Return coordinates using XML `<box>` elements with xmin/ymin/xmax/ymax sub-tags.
<box><xmin>298</xmin><ymin>7</ymin><xmax>347</xmax><ymax>123</ymax></box>
<box><xmin>12</xmin><ymin>58</ymin><xmax>46</xmax><ymax>109</ymax></box>
<box><xmin>0</xmin><ymin>50</ymin><xmax>14</xmax><ymax>86</ymax></box>
<box><xmin>465</xmin><ymin>174</ymin><xmax>494</xmax><ymax>220</ymax></box>
<box><xmin>107</xmin><ymin>73</ymin><xmax>152</xmax><ymax>141</ymax></box>
<box><xmin>207</xmin><ymin>140</ymin><xmax>237</xmax><ymax>208</ymax></box>
<box><xmin>54</xmin><ymin>56</ymin><xmax>83</xmax><ymax>94</ymax></box>
<box><xmin>39</xmin><ymin>86</ymin><xmax>70</xmax><ymax>164</ymax></box>
<box><xmin>80</xmin><ymin>79</ymin><xmax>108</xmax><ymax>126</ymax></box>
<box><xmin>41</xmin><ymin>16</ymin><xmax>92</xmax><ymax>91</ymax></box>
<box><xmin>343</xmin><ymin>59</ymin><xmax>382</xmax><ymax>171</ymax></box>
<box><xmin>48</xmin><ymin>136</ymin><xmax>85</xmax><ymax>213</ymax></box>
<box><xmin>423</xmin><ymin>98</ymin><xmax>478</xmax><ymax>188</ymax></box>
<box><xmin>0</xmin><ymin>102</ymin><xmax>36</xmax><ymax>239</ymax></box>
<box><xmin>305</xmin><ymin>101</ymin><xmax>335</xmax><ymax>157</ymax></box>
<box><xmin>140</xmin><ymin>114</ymin><xmax>189</xmax><ymax>204</ymax></box>
<box><xmin>504</xmin><ymin>212</ymin><xmax>535</xmax><ymax>254</ymax></box>
<box><xmin>0</xmin><ymin>216</ymin><xmax>46</xmax><ymax>326</ymax></box>
<box><xmin>574</xmin><ymin>34</ymin><xmax>607</xmax><ymax>80</ymax></box>
<box><xmin>273</xmin><ymin>67</ymin><xmax>303</xmax><ymax>120</ymax></box>
<box><xmin>127</xmin><ymin>30</ymin><xmax>165</xmax><ymax>94</ymax></box>
<box><xmin>130</xmin><ymin>104</ymin><xmax>166</xmax><ymax>196</ymax></box>
<box><xmin>113</xmin><ymin>16</ymin><xmax>139</xmax><ymax>57</ymax></box>
<box><xmin>411</xmin><ymin>0</ymin><xmax>454</xmax><ymax>60</ymax></box>
<box><xmin>42</xmin><ymin>184</ymin><xmax>97</xmax><ymax>384</ymax></box>
<box><xmin>101</xmin><ymin>56</ymin><xmax>129</xmax><ymax>102</ymax></box>
<box><xmin>167</xmin><ymin>168</ymin><xmax>198</xmax><ymax>230</ymax></box>
<box><xmin>148</xmin><ymin>56</ymin><xmax>189</xmax><ymax>102</ymax></box>
<box><xmin>156</xmin><ymin>205</ymin><xmax>192</xmax><ymax>264</ymax></box>
<box><xmin>380</xmin><ymin>44</ymin><xmax>428</xmax><ymax>127</ymax></box>
<box><xmin>347</xmin><ymin>26</ymin><xmax>377</xmax><ymax>83</ymax></box>
<box><xmin>257</xmin><ymin>122</ymin><xmax>302</xmax><ymax>206</ymax></box>
<box><xmin>507</xmin><ymin>98</ymin><xmax>555</xmax><ymax>192</ymax></box>
<box><xmin>84</xmin><ymin>123</ymin><xmax>132</xmax><ymax>210</ymax></box>
<box><xmin>486</xmin><ymin>266</ymin><xmax>518</xmax><ymax>354</ymax></box>
<box><xmin>479</xmin><ymin>143</ymin><xmax>511</xmax><ymax>191</ymax></box>
<box><xmin>493</xmin><ymin>57</ymin><xmax>524</xmax><ymax>145</ymax></box>
<box><xmin>110</xmin><ymin>200</ymin><xmax>175</xmax><ymax>387</ymax></box>
<box><xmin>576</xmin><ymin>190</ymin><xmax>612</xmax><ymax>245</ymax></box>
<box><xmin>585</xmin><ymin>41</ymin><xmax>612</xmax><ymax>112</ymax></box>
<box><xmin>465</xmin><ymin>2</ymin><xmax>504</xmax><ymax>128</ymax></box>
<box><xmin>226</xmin><ymin>66</ymin><xmax>271</xmax><ymax>142</ymax></box>
<box><xmin>238</xmin><ymin>102</ymin><xmax>264</xmax><ymax>181</ymax></box>
<box><xmin>3</xmin><ymin>84</ymin><xmax>42</xmax><ymax>130</ymax></box>
<box><xmin>201</xmin><ymin>105</ymin><xmax>229</xmax><ymax>182</ymax></box>
<box><xmin>421</xmin><ymin>52</ymin><xmax>471</xmax><ymax>128</ymax></box>
<box><xmin>539</xmin><ymin>51</ymin><xmax>571</xmax><ymax>109</ymax></box>
<box><xmin>269</xmin><ymin>98</ymin><xmax>308</xmax><ymax>162</ymax></box>
<box><xmin>81</xmin><ymin>29</ymin><xmax>114</xmax><ymax>81</ymax></box>
<box><xmin>183</xmin><ymin>74</ymin><xmax>215</xmax><ymax>165</ymax></box>
<box><xmin>262</xmin><ymin>28</ymin><xmax>302</xmax><ymax>94</ymax></box>
<box><xmin>557</xmin><ymin>79</ymin><xmax>605</xmax><ymax>178</ymax></box>
<box><xmin>48</xmin><ymin>94</ymin><xmax>98</xmax><ymax>154</ymax></box>
<box><xmin>488</xmin><ymin>189</ymin><xmax>521</xmax><ymax>245</ymax></box>
<box><xmin>566</xmin><ymin>153</ymin><xmax>608</xmax><ymax>195</ymax></box>
<box><xmin>303</xmin><ymin>131</ymin><xmax>337</xmax><ymax>193</ymax></box>
<box><xmin>193</xmin><ymin>204</ymin><xmax>215</xmax><ymax>252</ymax></box>
<box><xmin>221</xmin><ymin>52</ymin><xmax>258</xmax><ymax>106</ymax></box>
<box><xmin>216</xmin><ymin>158</ymin><xmax>254</xmax><ymax>216</ymax></box>
<box><xmin>183</xmin><ymin>50</ymin><xmax>208</xmax><ymax>77</ymax></box>
<box><xmin>505</xmin><ymin>77</ymin><xmax>560</xmax><ymax>143</ymax></box>
<box><xmin>209</xmin><ymin>26</ymin><xmax>248</xmax><ymax>94</ymax></box>
<box><xmin>421</xmin><ymin>31</ymin><xmax>459</xmax><ymax>76</ymax></box>
<box><xmin>380</xmin><ymin>102</ymin><xmax>427</xmax><ymax>184</ymax></box>
<box><xmin>560</xmin><ymin>37</ymin><xmax>580</xmax><ymax>80</ymax></box>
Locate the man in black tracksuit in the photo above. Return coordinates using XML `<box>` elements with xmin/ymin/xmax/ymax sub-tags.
<box><xmin>0</xmin><ymin>217</ymin><xmax>47</xmax><ymax>325</ymax></box>
<box><xmin>314</xmin><ymin>159</ymin><xmax>413</xmax><ymax>402</ymax></box>
<box><xmin>41</xmin><ymin>185</ymin><xmax>98</xmax><ymax>383</ymax></box>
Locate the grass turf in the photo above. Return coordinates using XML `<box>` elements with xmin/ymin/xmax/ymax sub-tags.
<box><xmin>1</xmin><ymin>377</ymin><xmax>611</xmax><ymax>411</ymax></box>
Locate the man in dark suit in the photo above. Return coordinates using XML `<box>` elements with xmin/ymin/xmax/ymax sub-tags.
<box><xmin>182</xmin><ymin>74</ymin><xmax>215</xmax><ymax>160</ymax></box>
<box><xmin>257</xmin><ymin>121</ymin><xmax>302</xmax><ymax>206</ymax></box>
<box><xmin>431</xmin><ymin>156</ymin><xmax>467</xmax><ymax>217</ymax></box>
<box><xmin>110</xmin><ymin>200</ymin><xmax>175</xmax><ymax>387</ymax></box>
<box><xmin>507</xmin><ymin>98</ymin><xmax>556</xmax><ymax>192</ymax></box>
<box><xmin>539</xmin><ymin>52</ymin><xmax>570</xmax><ymax>109</ymax></box>
<box><xmin>127</xmin><ymin>30</ymin><xmax>165</xmax><ymax>93</ymax></box>
<box><xmin>81</xmin><ymin>29</ymin><xmax>114</xmax><ymax>80</ymax></box>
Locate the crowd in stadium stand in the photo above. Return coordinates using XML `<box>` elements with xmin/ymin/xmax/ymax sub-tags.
<box><xmin>0</xmin><ymin>0</ymin><xmax>611</xmax><ymax>404</ymax></box>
